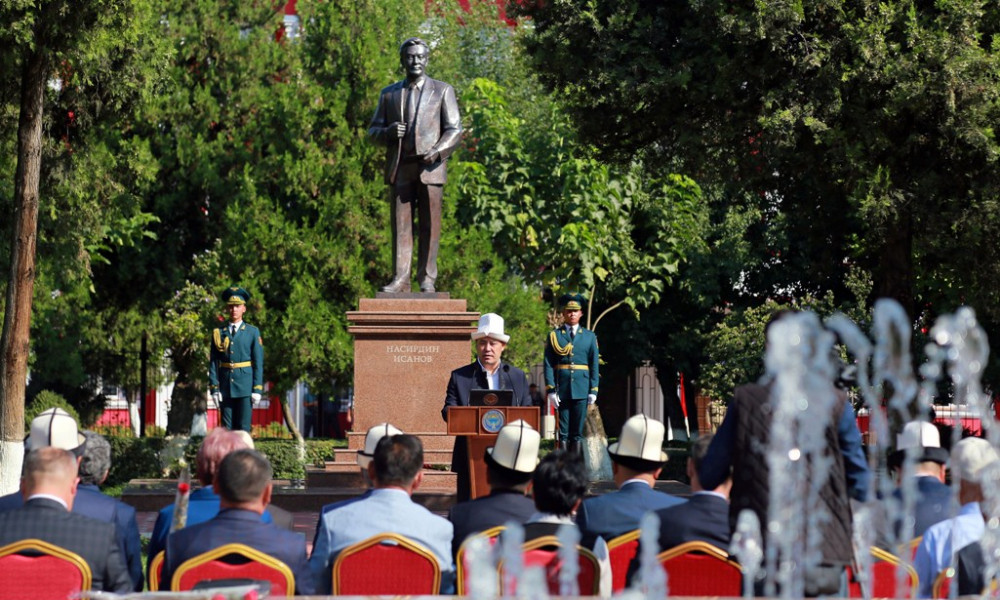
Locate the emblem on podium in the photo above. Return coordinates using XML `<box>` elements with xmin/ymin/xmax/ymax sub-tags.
<box><xmin>482</xmin><ymin>409</ymin><xmax>505</xmax><ymax>433</ymax></box>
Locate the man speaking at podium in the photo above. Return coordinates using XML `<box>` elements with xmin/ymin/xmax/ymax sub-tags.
<box><xmin>442</xmin><ymin>313</ymin><xmax>531</xmax><ymax>501</ymax></box>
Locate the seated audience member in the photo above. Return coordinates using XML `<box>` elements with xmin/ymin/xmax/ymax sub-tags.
<box><xmin>577</xmin><ymin>414</ymin><xmax>682</xmax><ymax>542</ymax></box>
<box><xmin>448</xmin><ymin>420</ymin><xmax>539</xmax><ymax>557</ymax></box>
<box><xmin>0</xmin><ymin>447</ymin><xmax>132</xmax><ymax>593</ymax></box>
<box><xmin>914</xmin><ymin>437</ymin><xmax>999</xmax><ymax>597</ymax></box>
<box><xmin>148</xmin><ymin>428</ymin><xmax>287</xmax><ymax>576</ymax></box>
<box><xmin>0</xmin><ymin>412</ymin><xmax>144</xmax><ymax>591</ymax></box>
<box><xmin>230</xmin><ymin>430</ymin><xmax>294</xmax><ymax>529</ymax></box>
<box><xmin>885</xmin><ymin>421</ymin><xmax>951</xmax><ymax>540</ymax></box>
<box><xmin>310</xmin><ymin>423</ymin><xmax>403</xmax><ymax>552</ymax></box>
<box><xmin>0</xmin><ymin>407</ymin><xmax>87</xmax><ymax>511</ymax></box>
<box><xmin>517</xmin><ymin>449</ymin><xmax>611</xmax><ymax>596</ymax></box>
<box><xmin>655</xmin><ymin>434</ymin><xmax>732</xmax><ymax>551</ymax></box>
<box><xmin>160</xmin><ymin>449</ymin><xmax>314</xmax><ymax>594</ymax></box>
<box><xmin>309</xmin><ymin>434</ymin><xmax>455</xmax><ymax>594</ymax></box>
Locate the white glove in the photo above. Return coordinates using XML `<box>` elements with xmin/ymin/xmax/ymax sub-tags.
<box><xmin>211</xmin><ymin>392</ymin><xmax>222</xmax><ymax>408</ymax></box>
<box><xmin>251</xmin><ymin>392</ymin><xmax>262</xmax><ymax>406</ymax></box>
<box><xmin>548</xmin><ymin>393</ymin><xmax>560</xmax><ymax>409</ymax></box>
<box><xmin>587</xmin><ymin>394</ymin><xmax>597</xmax><ymax>405</ymax></box>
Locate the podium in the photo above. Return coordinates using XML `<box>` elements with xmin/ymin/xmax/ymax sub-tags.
<box><xmin>446</xmin><ymin>406</ymin><xmax>540</xmax><ymax>499</ymax></box>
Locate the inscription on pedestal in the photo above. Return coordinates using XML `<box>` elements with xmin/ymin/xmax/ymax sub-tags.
<box><xmin>387</xmin><ymin>344</ymin><xmax>440</xmax><ymax>363</ymax></box>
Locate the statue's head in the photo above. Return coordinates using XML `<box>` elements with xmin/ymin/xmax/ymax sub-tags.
<box><xmin>399</xmin><ymin>37</ymin><xmax>429</xmax><ymax>79</ymax></box>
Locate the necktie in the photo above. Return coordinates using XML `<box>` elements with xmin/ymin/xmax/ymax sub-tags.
<box><xmin>230</xmin><ymin>324</ymin><xmax>237</xmax><ymax>336</ymax></box>
<box><xmin>406</xmin><ymin>83</ymin><xmax>418</xmax><ymax>125</ymax></box>
<box><xmin>568</xmin><ymin>326</ymin><xmax>575</xmax><ymax>340</ymax></box>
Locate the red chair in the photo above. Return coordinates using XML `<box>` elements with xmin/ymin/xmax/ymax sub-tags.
<box><xmin>932</xmin><ymin>567</ymin><xmax>954</xmax><ymax>599</ymax></box>
<box><xmin>455</xmin><ymin>525</ymin><xmax>504</xmax><ymax>596</ymax></box>
<box><xmin>606</xmin><ymin>529</ymin><xmax>640</xmax><ymax>593</ymax></box>
<box><xmin>499</xmin><ymin>535</ymin><xmax>601</xmax><ymax>596</ymax></box>
<box><xmin>846</xmin><ymin>547</ymin><xmax>917</xmax><ymax>599</ymax></box>
<box><xmin>170</xmin><ymin>543</ymin><xmax>295</xmax><ymax>595</ymax></box>
<box><xmin>332</xmin><ymin>533</ymin><xmax>441</xmax><ymax>595</ymax></box>
<box><xmin>658</xmin><ymin>540</ymin><xmax>742</xmax><ymax>596</ymax></box>
<box><xmin>0</xmin><ymin>539</ymin><xmax>92</xmax><ymax>600</ymax></box>
<box><xmin>148</xmin><ymin>550</ymin><xmax>165</xmax><ymax>591</ymax></box>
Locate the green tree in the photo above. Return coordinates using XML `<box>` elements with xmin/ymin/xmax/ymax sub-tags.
<box><xmin>517</xmin><ymin>1</ymin><xmax>1000</xmax><ymax>367</ymax></box>
<box><xmin>0</xmin><ymin>0</ymin><xmax>165</xmax><ymax>492</ymax></box>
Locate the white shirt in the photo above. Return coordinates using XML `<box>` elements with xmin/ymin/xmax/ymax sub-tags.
<box><xmin>26</xmin><ymin>493</ymin><xmax>69</xmax><ymax>510</ymax></box>
<box><xmin>478</xmin><ymin>360</ymin><xmax>501</xmax><ymax>390</ymax></box>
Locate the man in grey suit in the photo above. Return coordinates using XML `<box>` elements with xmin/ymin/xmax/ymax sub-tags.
<box><xmin>309</xmin><ymin>434</ymin><xmax>454</xmax><ymax>593</ymax></box>
<box><xmin>368</xmin><ymin>36</ymin><xmax>462</xmax><ymax>293</ymax></box>
<box><xmin>0</xmin><ymin>447</ymin><xmax>132</xmax><ymax>593</ymax></box>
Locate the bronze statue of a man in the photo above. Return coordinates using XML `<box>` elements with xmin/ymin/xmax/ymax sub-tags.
<box><xmin>368</xmin><ymin>37</ymin><xmax>462</xmax><ymax>293</ymax></box>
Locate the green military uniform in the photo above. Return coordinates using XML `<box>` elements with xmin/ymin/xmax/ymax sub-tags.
<box><xmin>208</xmin><ymin>287</ymin><xmax>264</xmax><ymax>432</ymax></box>
<box><xmin>544</xmin><ymin>294</ymin><xmax>599</xmax><ymax>446</ymax></box>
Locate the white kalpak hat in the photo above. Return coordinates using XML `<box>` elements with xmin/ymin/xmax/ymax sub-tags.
<box><xmin>892</xmin><ymin>421</ymin><xmax>948</xmax><ymax>466</ymax></box>
<box><xmin>607</xmin><ymin>414</ymin><xmax>668</xmax><ymax>470</ymax></box>
<box><xmin>358</xmin><ymin>423</ymin><xmax>403</xmax><ymax>468</ymax></box>
<box><xmin>471</xmin><ymin>313</ymin><xmax>510</xmax><ymax>344</ymax></box>
<box><xmin>26</xmin><ymin>408</ymin><xmax>85</xmax><ymax>455</ymax></box>
<box><xmin>952</xmin><ymin>437</ymin><xmax>1000</xmax><ymax>484</ymax></box>
<box><xmin>485</xmin><ymin>420</ymin><xmax>540</xmax><ymax>474</ymax></box>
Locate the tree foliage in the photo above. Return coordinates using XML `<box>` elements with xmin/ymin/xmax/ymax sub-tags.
<box><xmin>517</xmin><ymin>0</ymin><xmax>1000</xmax><ymax>330</ymax></box>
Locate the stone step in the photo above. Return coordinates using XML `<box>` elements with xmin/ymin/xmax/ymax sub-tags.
<box><xmin>306</xmin><ymin>463</ymin><xmax>456</xmax><ymax>490</ymax></box>
<box><xmin>330</xmin><ymin>447</ymin><xmax>454</xmax><ymax>465</ymax></box>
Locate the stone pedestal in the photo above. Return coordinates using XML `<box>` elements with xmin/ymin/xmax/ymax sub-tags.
<box><xmin>347</xmin><ymin>296</ymin><xmax>478</xmax><ymax>464</ymax></box>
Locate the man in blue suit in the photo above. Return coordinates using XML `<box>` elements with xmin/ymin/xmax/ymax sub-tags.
<box><xmin>442</xmin><ymin>313</ymin><xmax>532</xmax><ymax>501</ymax></box>
<box><xmin>654</xmin><ymin>434</ymin><xmax>732</xmax><ymax>551</ymax></box>
<box><xmin>886</xmin><ymin>421</ymin><xmax>952</xmax><ymax>540</ymax></box>
<box><xmin>448</xmin><ymin>420</ymin><xmax>539</xmax><ymax>558</ymax></box>
<box><xmin>160</xmin><ymin>449</ymin><xmax>314</xmax><ymax>594</ymax></box>
<box><xmin>0</xmin><ymin>412</ymin><xmax>144</xmax><ymax>591</ymax></box>
<box><xmin>209</xmin><ymin>286</ymin><xmax>264</xmax><ymax>432</ymax></box>
<box><xmin>309</xmin><ymin>434</ymin><xmax>455</xmax><ymax>594</ymax></box>
<box><xmin>544</xmin><ymin>293</ymin><xmax>600</xmax><ymax>454</ymax></box>
<box><xmin>577</xmin><ymin>414</ymin><xmax>683</xmax><ymax>542</ymax></box>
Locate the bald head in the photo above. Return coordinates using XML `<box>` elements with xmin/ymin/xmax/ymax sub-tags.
<box><xmin>21</xmin><ymin>447</ymin><xmax>79</xmax><ymax>509</ymax></box>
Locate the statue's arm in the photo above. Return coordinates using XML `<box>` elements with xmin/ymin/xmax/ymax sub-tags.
<box><xmin>432</xmin><ymin>84</ymin><xmax>462</xmax><ymax>160</ymax></box>
<box><xmin>367</xmin><ymin>89</ymin><xmax>394</xmax><ymax>145</ymax></box>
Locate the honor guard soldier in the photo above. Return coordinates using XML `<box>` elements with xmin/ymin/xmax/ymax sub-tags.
<box><xmin>544</xmin><ymin>293</ymin><xmax>600</xmax><ymax>455</ymax></box>
<box><xmin>209</xmin><ymin>286</ymin><xmax>264</xmax><ymax>433</ymax></box>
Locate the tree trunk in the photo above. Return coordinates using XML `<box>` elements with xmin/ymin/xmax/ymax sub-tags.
<box><xmin>874</xmin><ymin>210</ymin><xmax>914</xmax><ymax>317</ymax></box>
<box><xmin>0</xmin><ymin>46</ymin><xmax>48</xmax><ymax>494</ymax></box>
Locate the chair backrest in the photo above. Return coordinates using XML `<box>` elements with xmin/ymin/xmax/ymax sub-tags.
<box><xmin>455</xmin><ymin>525</ymin><xmax>504</xmax><ymax>596</ymax></box>
<box><xmin>148</xmin><ymin>550</ymin><xmax>165</xmax><ymax>591</ymax></box>
<box><xmin>932</xmin><ymin>567</ymin><xmax>954</xmax><ymax>599</ymax></box>
<box><xmin>0</xmin><ymin>539</ymin><xmax>92</xmax><ymax>600</ymax></box>
<box><xmin>332</xmin><ymin>533</ymin><xmax>441</xmax><ymax>595</ymax></box>
<box><xmin>657</xmin><ymin>540</ymin><xmax>742</xmax><ymax>596</ymax></box>
<box><xmin>846</xmin><ymin>547</ymin><xmax>917</xmax><ymax>598</ymax></box>
<box><xmin>499</xmin><ymin>535</ymin><xmax>601</xmax><ymax>596</ymax></box>
<box><xmin>606</xmin><ymin>529</ymin><xmax>640</xmax><ymax>593</ymax></box>
<box><xmin>171</xmin><ymin>543</ymin><xmax>295</xmax><ymax>595</ymax></box>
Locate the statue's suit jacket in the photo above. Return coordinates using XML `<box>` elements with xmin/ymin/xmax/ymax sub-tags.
<box><xmin>368</xmin><ymin>77</ymin><xmax>462</xmax><ymax>185</ymax></box>
<box><xmin>576</xmin><ymin>481</ymin><xmax>684</xmax><ymax>542</ymax></box>
<box><xmin>0</xmin><ymin>497</ymin><xmax>133</xmax><ymax>593</ymax></box>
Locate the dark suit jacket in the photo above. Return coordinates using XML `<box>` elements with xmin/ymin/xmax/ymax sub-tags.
<box><xmin>655</xmin><ymin>492</ymin><xmax>732</xmax><ymax>551</ymax></box>
<box><xmin>442</xmin><ymin>360</ymin><xmax>532</xmax><ymax>501</ymax></box>
<box><xmin>892</xmin><ymin>476</ymin><xmax>953</xmax><ymax>538</ymax></box>
<box><xmin>957</xmin><ymin>540</ymin><xmax>986</xmax><ymax>596</ymax></box>
<box><xmin>576</xmin><ymin>481</ymin><xmax>684</xmax><ymax>542</ymax></box>
<box><xmin>161</xmin><ymin>508</ymin><xmax>314</xmax><ymax>595</ymax></box>
<box><xmin>368</xmin><ymin>77</ymin><xmax>461</xmax><ymax>185</ymax></box>
<box><xmin>0</xmin><ymin>485</ymin><xmax>143</xmax><ymax>591</ymax></box>
<box><xmin>448</xmin><ymin>488</ymin><xmax>536</xmax><ymax>558</ymax></box>
<box><xmin>0</xmin><ymin>497</ymin><xmax>132</xmax><ymax>592</ymax></box>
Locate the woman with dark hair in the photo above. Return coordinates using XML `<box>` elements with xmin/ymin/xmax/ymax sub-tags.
<box><xmin>518</xmin><ymin>449</ymin><xmax>611</xmax><ymax>595</ymax></box>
